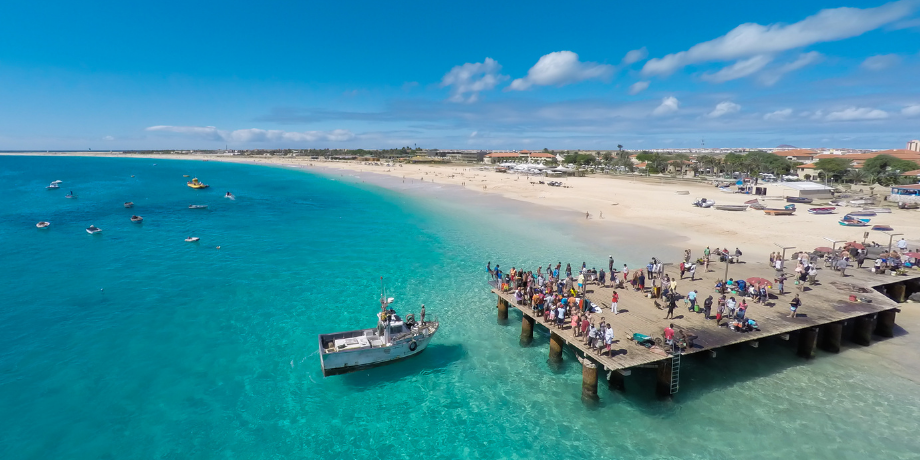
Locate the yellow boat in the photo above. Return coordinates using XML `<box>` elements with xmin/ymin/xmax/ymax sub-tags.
<box><xmin>187</xmin><ymin>178</ymin><xmax>209</xmax><ymax>189</ymax></box>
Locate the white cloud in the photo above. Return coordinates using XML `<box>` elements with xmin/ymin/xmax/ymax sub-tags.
<box><xmin>902</xmin><ymin>104</ymin><xmax>920</xmax><ymax>116</ymax></box>
<box><xmin>641</xmin><ymin>1</ymin><xmax>915</xmax><ymax>76</ymax></box>
<box><xmin>652</xmin><ymin>96</ymin><xmax>679</xmax><ymax>116</ymax></box>
<box><xmin>825</xmin><ymin>107</ymin><xmax>889</xmax><ymax>121</ymax></box>
<box><xmin>508</xmin><ymin>51</ymin><xmax>614</xmax><ymax>90</ymax></box>
<box><xmin>701</xmin><ymin>55</ymin><xmax>773</xmax><ymax>83</ymax></box>
<box><xmin>146</xmin><ymin>125</ymin><xmax>355</xmax><ymax>142</ymax></box>
<box><xmin>861</xmin><ymin>54</ymin><xmax>901</xmax><ymax>70</ymax></box>
<box><xmin>629</xmin><ymin>81</ymin><xmax>650</xmax><ymax>95</ymax></box>
<box><xmin>440</xmin><ymin>57</ymin><xmax>508</xmax><ymax>103</ymax></box>
<box><xmin>758</xmin><ymin>51</ymin><xmax>823</xmax><ymax>85</ymax></box>
<box><xmin>621</xmin><ymin>47</ymin><xmax>649</xmax><ymax>65</ymax></box>
<box><xmin>102</xmin><ymin>135</ymin><xmax>115</xmax><ymax>141</ymax></box>
<box><xmin>708</xmin><ymin>101</ymin><xmax>741</xmax><ymax>118</ymax></box>
<box><xmin>764</xmin><ymin>108</ymin><xmax>793</xmax><ymax>120</ymax></box>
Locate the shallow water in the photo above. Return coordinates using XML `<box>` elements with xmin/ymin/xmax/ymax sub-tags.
<box><xmin>1</xmin><ymin>156</ymin><xmax>919</xmax><ymax>459</ymax></box>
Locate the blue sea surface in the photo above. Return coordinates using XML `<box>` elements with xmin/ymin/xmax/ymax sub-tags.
<box><xmin>1</xmin><ymin>156</ymin><xmax>919</xmax><ymax>459</ymax></box>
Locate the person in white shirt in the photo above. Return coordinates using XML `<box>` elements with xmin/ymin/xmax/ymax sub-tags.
<box><xmin>897</xmin><ymin>238</ymin><xmax>908</xmax><ymax>251</ymax></box>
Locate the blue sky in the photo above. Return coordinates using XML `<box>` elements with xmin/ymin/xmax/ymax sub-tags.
<box><xmin>1</xmin><ymin>0</ymin><xmax>919</xmax><ymax>150</ymax></box>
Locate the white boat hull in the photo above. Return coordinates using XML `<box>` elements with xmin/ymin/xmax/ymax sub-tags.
<box><xmin>319</xmin><ymin>325</ymin><xmax>437</xmax><ymax>376</ymax></box>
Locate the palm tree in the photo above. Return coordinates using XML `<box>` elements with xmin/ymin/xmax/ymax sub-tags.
<box><xmin>845</xmin><ymin>169</ymin><xmax>866</xmax><ymax>184</ymax></box>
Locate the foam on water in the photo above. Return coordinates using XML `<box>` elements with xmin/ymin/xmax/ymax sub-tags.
<box><xmin>1</xmin><ymin>156</ymin><xmax>918</xmax><ymax>459</ymax></box>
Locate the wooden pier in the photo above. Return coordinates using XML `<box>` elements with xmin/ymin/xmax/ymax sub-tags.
<box><xmin>491</xmin><ymin>260</ymin><xmax>916</xmax><ymax>399</ymax></box>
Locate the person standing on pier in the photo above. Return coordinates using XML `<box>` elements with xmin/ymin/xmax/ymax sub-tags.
<box><xmin>703</xmin><ymin>295</ymin><xmax>713</xmax><ymax>319</ymax></box>
<box><xmin>665</xmin><ymin>293</ymin><xmax>677</xmax><ymax>319</ymax></box>
<box><xmin>716</xmin><ymin>296</ymin><xmax>726</xmax><ymax>325</ymax></box>
<box><xmin>789</xmin><ymin>294</ymin><xmax>801</xmax><ymax>318</ymax></box>
<box><xmin>611</xmin><ymin>290</ymin><xmax>619</xmax><ymax>315</ymax></box>
<box><xmin>836</xmin><ymin>257</ymin><xmax>849</xmax><ymax>277</ymax></box>
<box><xmin>687</xmin><ymin>290</ymin><xmax>698</xmax><ymax>312</ymax></box>
<box><xmin>487</xmin><ymin>262</ymin><xmax>493</xmax><ymax>280</ymax></box>
<box><xmin>608</xmin><ymin>255</ymin><xmax>614</xmax><ymax>274</ymax></box>
<box><xmin>599</xmin><ymin>268</ymin><xmax>606</xmax><ymax>288</ymax></box>
<box><xmin>688</xmin><ymin>263</ymin><xmax>697</xmax><ymax>281</ymax></box>
<box><xmin>679</xmin><ymin>261</ymin><xmax>686</xmax><ymax>279</ymax></box>
<box><xmin>637</xmin><ymin>270</ymin><xmax>646</xmax><ymax>293</ymax></box>
<box><xmin>604</xmin><ymin>323</ymin><xmax>614</xmax><ymax>356</ymax></box>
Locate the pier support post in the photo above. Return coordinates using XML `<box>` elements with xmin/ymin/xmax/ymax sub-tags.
<box><xmin>797</xmin><ymin>327</ymin><xmax>819</xmax><ymax>359</ymax></box>
<box><xmin>852</xmin><ymin>315</ymin><xmax>874</xmax><ymax>346</ymax></box>
<box><xmin>520</xmin><ymin>316</ymin><xmax>535</xmax><ymax>346</ymax></box>
<box><xmin>819</xmin><ymin>322</ymin><xmax>843</xmax><ymax>353</ymax></box>
<box><xmin>497</xmin><ymin>296</ymin><xmax>508</xmax><ymax>322</ymax></box>
<box><xmin>581</xmin><ymin>359</ymin><xmax>598</xmax><ymax>401</ymax></box>
<box><xmin>608</xmin><ymin>370</ymin><xmax>626</xmax><ymax>393</ymax></box>
<box><xmin>875</xmin><ymin>310</ymin><xmax>897</xmax><ymax>338</ymax></box>
<box><xmin>548</xmin><ymin>332</ymin><xmax>564</xmax><ymax>363</ymax></box>
<box><xmin>888</xmin><ymin>283</ymin><xmax>906</xmax><ymax>303</ymax></box>
<box><xmin>655</xmin><ymin>360</ymin><xmax>673</xmax><ymax>398</ymax></box>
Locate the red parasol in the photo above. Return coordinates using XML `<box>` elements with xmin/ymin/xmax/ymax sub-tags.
<box><xmin>903</xmin><ymin>252</ymin><xmax>920</xmax><ymax>258</ymax></box>
<box><xmin>746</xmin><ymin>277</ymin><xmax>770</xmax><ymax>285</ymax></box>
<box><xmin>813</xmin><ymin>247</ymin><xmax>833</xmax><ymax>253</ymax></box>
<box><xmin>845</xmin><ymin>242</ymin><xmax>865</xmax><ymax>250</ymax></box>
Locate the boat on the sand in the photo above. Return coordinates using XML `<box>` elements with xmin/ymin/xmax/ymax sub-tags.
<box><xmin>807</xmin><ymin>207</ymin><xmax>836</xmax><ymax>215</ymax></box>
<box><xmin>319</xmin><ymin>283</ymin><xmax>439</xmax><ymax>377</ymax></box>
<box><xmin>871</xmin><ymin>224</ymin><xmax>894</xmax><ymax>231</ymax></box>
<box><xmin>839</xmin><ymin>217</ymin><xmax>870</xmax><ymax>227</ymax></box>
<box><xmin>715</xmin><ymin>204</ymin><xmax>748</xmax><ymax>211</ymax></box>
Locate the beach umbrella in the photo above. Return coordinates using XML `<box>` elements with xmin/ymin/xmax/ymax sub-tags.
<box><xmin>902</xmin><ymin>252</ymin><xmax>920</xmax><ymax>259</ymax></box>
<box><xmin>845</xmin><ymin>242</ymin><xmax>865</xmax><ymax>250</ymax></box>
<box><xmin>813</xmin><ymin>246</ymin><xmax>833</xmax><ymax>253</ymax></box>
<box><xmin>746</xmin><ymin>277</ymin><xmax>770</xmax><ymax>285</ymax></box>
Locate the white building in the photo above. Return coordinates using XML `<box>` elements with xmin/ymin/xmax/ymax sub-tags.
<box><xmin>908</xmin><ymin>140</ymin><xmax>920</xmax><ymax>152</ymax></box>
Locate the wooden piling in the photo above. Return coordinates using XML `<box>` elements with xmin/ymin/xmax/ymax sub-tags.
<box><xmin>497</xmin><ymin>296</ymin><xmax>508</xmax><ymax>322</ymax></box>
<box><xmin>520</xmin><ymin>315</ymin><xmax>535</xmax><ymax>346</ymax></box>
<box><xmin>655</xmin><ymin>360</ymin><xmax>672</xmax><ymax>398</ymax></box>
<box><xmin>887</xmin><ymin>283</ymin><xmax>906</xmax><ymax>303</ymax></box>
<box><xmin>819</xmin><ymin>322</ymin><xmax>843</xmax><ymax>353</ymax></box>
<box><xmin>797</xmin><ymin>327</ymin><xmax>818</xmax><ymax>359</ymax></box>
<box><xmin>875</xmin><ymin>310</ymin><xmax>897</xmax><ymax>338</ymax></box>
<box><xmin>581</xmin><ymin>359</ymin><xmax>598</xmax><ymax>401</ymax></box>
<box><xmin>548</xmin><ymin>332</ymin><xmax>564</xmax><ymax>363</ymax></box>
<box><xmin>852</xmin><ymin>315</ymin><xmax>874</xmax><ymax>346</ymax></box>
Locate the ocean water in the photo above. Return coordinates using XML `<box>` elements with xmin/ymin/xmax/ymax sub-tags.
<box><xmin>1</xmin><ymin>155</ymin><xmax>919</xmax><ymax>459</ymax></box>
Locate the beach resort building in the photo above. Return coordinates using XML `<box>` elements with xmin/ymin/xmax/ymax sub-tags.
<box><xmin>794</xmin><ymin>149</ymin><xmax>920</xmax><ymax>178</ymax></box>
<box><xmin>775</xmin><ymin>149</ymin><xmax>818</xmax><ymax>163</ymax></box>
<box><xmin>482</xmin><ymin>150</ymin><xmax>556</xmax><ymax>164</ymax></box>
<box><xmin>907</xmin><ymin>140</ymin><xmax>919</xmax><ymax>152</ymax></box>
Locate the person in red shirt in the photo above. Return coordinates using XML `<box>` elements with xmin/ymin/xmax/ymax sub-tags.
<box><xmin>664</xmin><ymin>324</ymin><xmax>675</xmax><ymax>351</ymax></box>
<box><xmin>611</xmin><ymin>291</ymin><xmax>619</xmax><ymax>315</ymax></box>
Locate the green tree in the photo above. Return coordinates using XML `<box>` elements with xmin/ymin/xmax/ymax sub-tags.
<box><xmin>861</xmin><ymin>155</ymin><xmax>919</xmax><ymax>177</ymax></box>
<box><xmin>813</xmin><ymin>157</ymin><xmax>851</xmax><ymax>182</ymax></box>
<box><xmin>601</xmin><ymin>152</ymin><xmax>613</xmax><ymax>164</ymax></box>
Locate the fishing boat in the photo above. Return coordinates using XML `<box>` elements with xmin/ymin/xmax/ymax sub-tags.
<box><xmin>124</xmin><ymin>202</ymin><xmax>134</xmax><ymax>208</ymax></box>
<box><xmin>188</xmin><ymin>204</ymin><xmax>208</xmax><ymax>209</ymax></box>
<box><xmin>785</xmin><ymin>196</ymin><xmax>813</xmax><ymax>204</ymax></box>
<box><xmin>225</xmin><ymin>192</ymin><xmax>235</xmax><ymax>200</ymax></box>
<box><xmin>185</xmin><ymin>237</ymin><xmax>200</xmax><ymax>242</ymax></box>
<box><xmin>86</xmin><ymin>225</ymin><xmax>102</xmax><ymax>234</ymax></box>
<box><xmin>764</xmin><ymin>204</ymin><xmax>796</xmax><ymax>216</ymax></box>
<box><xmin>744</xmin><ymin>199</ymin><xmax>766</xmax><ymax>210</ymax></box>
<box><xmin>46</xmin><ymin>183</ymin><xmax>60</xmax><ymax>189</ymax></box>
<box><xmin>807</xmin><ymin>207</ymin><xmax>836</xmax><ymax>215</ymax></box>
<box><xmin>714</xmin><ymin>204</ymin><xmax>748</xmax><ymax>211</ymax></box>
<box><xmin>36</xmin><ymin>221</ymin><xmax>50</xmax><ymax>228</ymax></box>
<box><xmin>131</xmin><ymin>215</ymin><xmax>143</xmax><ymax>223</ymax></box>
<box><xmin>675</xmin><ymin>191</ymin><xmax>690</xmax><ymax>195</ymax></box>
<box><xmin>848</xmin><ymin>199</ymin><xmax>872</xmax><ymax>206</ymax></box>
<box><xmin>839</xmin><ymin>217</ymin><xmax>870</xmax><ymax>227</ymax></box>
<box><xmin>187</xmin><ymin>178</ymin><xmax>209</xmax><ymax>189</ymax></box>
<box><xmin>845</xmin><ymin>211</ymin><xmax>876</xmax><ymax>217</ymax></box>
<box><xmin>872</xmin><ymin>225</ymin><xmax>894</xmax><ymax>231</ymax></box>
<box><xmin>319</xmin><ymin>282</ymin><xmax>439</xmax><ymax>377</ymax></box>
<box><xmin>861</xmin><ymin>207</ymin><xmax>891</xmax><ymax>213</ymax></box>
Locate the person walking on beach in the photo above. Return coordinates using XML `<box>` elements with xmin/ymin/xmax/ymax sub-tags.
<box><xmin>611</xmin><ymin>290</ymin><xmax>619</xmax><ymax>315</ymax></box>
<box><xmin>688</xmin><ymin>263</ymin><xmax>697</xmax><ymax>281</ymax></box>
<box><xmin>789</xmin><ymin>294</ymin><xmax>801</xmax><ymax>318</ymax></box>
<box><xmin>687</xmin><ymin>290</ymin><xmax>698</xmax><ymax>312</ymax></box>
<box><xmin>665</xmin><ymin>294</ymin><xmax>677</xmax><ymax>319</ymax></box>
<box><xmin>679</xmin><ymin>261</ymin><xmax>686</xmax><ymax>279</ymax></box>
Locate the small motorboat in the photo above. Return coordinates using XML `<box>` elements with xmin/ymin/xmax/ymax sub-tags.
<box><xmin>187</xmin><ymin>178</ymin><xmax>209</xmax><ymax>189</ymax></box>
<box><xmin>845</xmin><ymin>211</ymin><xmax>876</xmax><ymax>217</ymax></box>
<box><xmin>715</xmin><ymin>204</ymin><xmax>748</xmax><ymax>211</ymax></box>
<box><xmin>839</xmin><ymin>217</ymin><xmax>870</xmax><ymax>227</ymax></box>
<box><xmin>131</xmin><ymin>215</ymin><xmax>143</xmax><ymax>223</ymax></box>
<box><xmin>188</xmin><ymin>204</ymin><xmax>208</xmax><ymax>209</ymax></box>
<box><xmin>224</xmin><ymin>192</ymin><xmax>235</xmax><ymax>200</ymax></box>
<box><xmin>185</xmin><ymin>237</ymin><xmax>200</xmax><ymax>242</ymax></box>
<box><xmin>86</xmin><ymin>225</ymin><xmax>102</xmax><ymax>234</ymax></box>
<box><xmin>692</xmin><ymin>198</ymin><xmax>715</xmax><ymax>208</ymax></box>
<box><xmin>51</xmin><ymin>180</ymin><xmax>62</xmax><ymax>184</ymax></box>
<box><xmin>807</xmin><ymin>207</ymin><xmax>836</xmax><ymax>215</ymax></box>
<box><xmin>124</xmin><ymin>202</ymin><xmax>134</xmax><ymax>208</ymax></box>
<box><xmin>871</xmin><ymin>225</ymin><xmax>894</xmax><ymax>231</ymax></box>
<box><xmin>36</xmin><ymin>221</ymin><xmax>50</xmax><ymax>228</ymax></box>
<box><xmin>785</xmin><ymin>196</ymin><xmax>813</xmax><ymax>204</ymax></box>
<box><xmin>46</xmin><ymin>183</ymin><xmax>60</xmax><ymax>189</ymax></box>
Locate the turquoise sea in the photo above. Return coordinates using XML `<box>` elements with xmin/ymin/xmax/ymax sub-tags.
<box><xmin>2</xmin><ymin>155</ymin><xmax>920</xmax><ymax>459</ymax></box>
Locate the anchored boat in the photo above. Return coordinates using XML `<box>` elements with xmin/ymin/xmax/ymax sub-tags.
<box><xmin>86</xmin><ymin>225</ymin><xmax>102</xmax><ymax>234</ymax></box>
<box><xmin>319</xmin><ymin>283</ymin><xmax>439</xmax><ymax>377</ymax></box>
<box><xmin>187</xmin><ymin>178</ymin><xmax>209</xmax><ymax>189</ymax></box>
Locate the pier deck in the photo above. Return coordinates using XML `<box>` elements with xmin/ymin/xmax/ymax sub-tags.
<box><xmin>493</xmin><ymin>260</ymin><xmax>908</xmax><ymax>374</ymax></box>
